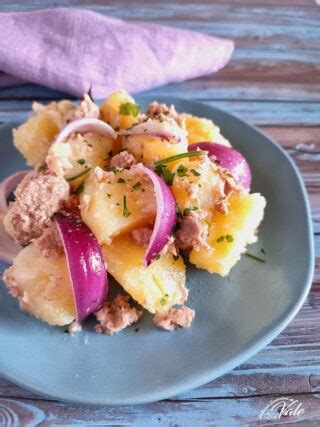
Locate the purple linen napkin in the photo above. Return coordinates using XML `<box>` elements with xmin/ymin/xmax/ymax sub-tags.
<box><xmin>0</xmin><ymin>8</ymin><xmax>234</xmax><ymax>98</ymax></box>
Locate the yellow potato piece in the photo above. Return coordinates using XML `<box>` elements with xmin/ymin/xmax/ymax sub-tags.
<box><xmin>123</xmin><ymin>134</ymin><xmax>188</xmax><ymax>165</ymax></box>
<box><xmin>170</xmin><ymin>156</ymin><xmax>226</xmax><ymax>218</ymax></box>
<box><xmin>3</xmin><ymin>244</ymin><xmax>75</xmax><ymax>326</ymax></box>
<box><xmin>184</xmin><ymin>114</ymin><xmax>231</xmax><ymax>147</ymax></box>
<box><xmin>103</xmin><ymin>234</ymin><xmax>187</xmax><ymax>313</ymax></box>
<box><xmin>100</xmin><ymin>90</ymin><xmax>140</xmax><ymax>130</ymax></box>
<box><xmin>80</xmin><ymin>168</ymin><xmax>156</xmax><ymax>244</ymax></box>
<box><xmin>190</xmin><ymin>193</ymin><xmax>266</xmax><ymax>276</ymax></box>
<box><xmin>47</xmin><ymin>132</ymin><xmax>115</xmax><ymax>188</ymax></box>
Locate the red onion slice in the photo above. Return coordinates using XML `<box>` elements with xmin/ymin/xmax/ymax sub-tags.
<box><xmin>54</xmin><ymin>118</ymin><xmax>117</xmax><ymax>145</ymax></box>
<box><xmin>133</xmin><ymin>164</ymin><xmax>177</xmax><ymax>266</ymax></box>
<box><xmin>0</xmin><ymin>170</ymin><xmax>29</xmax><ymax>264</ymax></box>
<box><xmin>119</xmin><ymin>119</ymin><xmax>187</xmax><ymax>144</ymax></box>
<box><xmin>189</xmin><ymin>142</ymin><xmax>252</xmax><ymax>190</ymax></box>
<box><xmin>54</xmin><ymin>213</ymin><xmax>108</xmax><ymax>321</ymax></box>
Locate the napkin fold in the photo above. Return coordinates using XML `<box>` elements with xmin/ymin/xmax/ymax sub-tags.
<box><xmin>0</xmin><ymin>8</ymin><xmax>234</xmax><ymax>98</ymax></box>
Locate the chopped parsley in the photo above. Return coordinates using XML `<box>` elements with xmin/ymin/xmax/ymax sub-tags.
<box><xmin>132</xmin><ymin>181</ymin><xmax>142</xmax><ymax>190</ymax></box>
<box><xmin>155</xmin><ymin>165</ymin><xmax>175</xmax><ymax>186</ymax></box>
<box><xmin>216</xmin><ymin>234</ymin><xmax>234</xmax><ymax>243</ymax></box>
<box><xmin>77</xmin><ymin>158</ymin><xmax>86</xmax><ymax>165</ymax></box>
<box><xmin>117</xmin><ymin>177</ymin><xmax>126</xmax><ymax>184</ymax></box>
<box><xmin>245</xmin><ymin>252</ymin><xmax>266</xmax><ymax>263</ymax></box>
<box><xmin>119</xmin><ymin>102</ymin><xmax>140</xmax><ymax>117</ymax></box>
<box><xmin>177</xmin><ymin>164</ymin><xmax>188</xmax><ymax>177</ymax></box>
<box><xmin>183</xmin><ymin>206</ymin><xmax>198</xmax><ymax>216</ymax></box>
<box><xmin>108</xmin><ymin>166</ymin><xmax>119</xmax><ymax>174</ymax></box>
<box><xmin>74</xmin><ymin>183</ymin><xmax>84</xmax><ymax>195</ymax></box>
<box><xmin>67</xmin><ymin>167</ymin><xmax>92</xmax><ymax>182</ymax></box>
<box><xmin>106</xmin><ymin>193</ymin><xmax>111</xmax><ymax>198</ymax></box>
<box><xmin>190</xmin><ymin>169</ymin><xmax>201</xmax><ymax>176</ymax></box>
<box><xmin>155</xmin><ymin>254</ymin><xmax>161</xmax><ymax>261</ymax></box>
<box><xmin>152</xmin><ymin>150</ymin><xmax>205</xmax><ymax>168</ymax></box>
<box><xmin>160</xmin><ymin>297</ymin><xmax>166</xmax><ymax>306</ymax></box>
<box><xmin>122</xmin><ymin>195</ymin><xmax>131</xmax><ymax>218</ymax></box>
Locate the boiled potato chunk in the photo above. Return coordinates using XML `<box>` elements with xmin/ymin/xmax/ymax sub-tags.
<box><xmin>171</xmin><ymin>156</ymin><xmax>225</xmax><ymax>218</ymax></box>
<box><xmin>123</xmin><ymin>134</ymin><xmax>188</xmax><ymax>165</ymax></box>
<box><xmin>103</xmin><ymin>234</ymin><xmax>187</xmax><ymax>313</ymax></box>
<box><xmin>100</xmin><ymin>90</ymin><xmax>140</xmax><ymax>130</ymax></box>
<box><xmin>80</xmin><ymin>168</ymin><xmax>156</xmax><ymax>244</ymax></box>
<box><xmin>3</xmin><ymin>244</ymin><xmax>75</xmax><ymax>326</ymax></box>
<box><xmin>46</xmin><ymin>132</ymin><xmax>115</xmax><ymax>188</ymax></box>
<box><xmin>190</xmin><ymin>193</ymin><xmax>266</xmax><ymax>276</ymax></box>
<box><xmin>184</xmin><ymin>114</ymin><xmax>231</xmax><ymax>147</ymax></box>
<box><xmin>13</xmin><ymin>100</ymin><xmax>74</xmax><ymax>166</ymax></box>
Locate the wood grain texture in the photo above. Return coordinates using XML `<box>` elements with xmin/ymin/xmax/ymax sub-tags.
<box><xmin>0</xmin><ymin>0</ymin><xmax>319</xmax><ymax>425</ymax></box>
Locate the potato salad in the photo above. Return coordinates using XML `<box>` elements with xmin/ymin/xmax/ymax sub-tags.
<box><xmin>0</xmin><ymin>90</ymin><xmax>266</xmax><ymax>334</ymax></box>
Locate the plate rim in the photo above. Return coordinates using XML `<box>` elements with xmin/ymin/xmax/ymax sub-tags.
<box><xmin>0</xmin><ymin>97</ymin><xmax>315</xmax><ymax>405</ymax></box>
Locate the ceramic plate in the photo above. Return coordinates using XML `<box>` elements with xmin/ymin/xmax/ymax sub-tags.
<box><xmin>0</xmin><ymin>97</ymin><xmax>314</xmax><ymax>405</ymax></box>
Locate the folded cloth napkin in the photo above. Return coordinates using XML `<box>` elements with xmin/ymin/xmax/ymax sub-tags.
<box><xmin>0</xmin><ymin>8</ymin><xmax>234</xmax><ymax>98</ymax></box>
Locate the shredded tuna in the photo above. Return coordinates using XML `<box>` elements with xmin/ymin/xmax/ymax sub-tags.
<box><xmin>95</xmin><ymin>295</ymin><xmax>142</xmax><ymax>335</ymax></box>
<box><xmin>61</xmin><ymin>194</ymin><xmax>80</xmax><ymax>216</ymax></box>
<box><xmin>68</xmin><ymin>321</ymin><xmax>83</xmax><ymax>334</ymax></box>
<box><xmin>90</xmin><ymin>166</ymin><xmax>115</xmax><ymax>184</ymax></box>
<box><xmin>130</xmin><ymin>227</ymin><xmax>152</xmax><ymax>247</ymax></box>
<box><xmin>153</xmin><ymin>306</ymin><xmax>195</xmax><ymax>331</ymax></box>
<box><xmin>33</xmin><ymin>221</ymin><xmax>63</xmax><ymax>259</ymax></box>
<box><xmin>175</xmin><ymin>211</ymin><xmax>209</xmax><ymax>251</ymax></box>
<box><xmin>110</xmin><ymin>151</ymin><xmax>136</xmax><ymax>169</ymax></box>
<box><xmin>67</xmin><ymin>94</ymin><xmax>100</xmax><ymax>121</ymax></box>
<box><xmin>146</xmin><ymin>102</ymin><xmax>185</xmax><ymax>129</ymax></box>
<box><xmin>4</xmin><ymin>171</ymin><xmax>69</xmax><ymax>245</ymax></box>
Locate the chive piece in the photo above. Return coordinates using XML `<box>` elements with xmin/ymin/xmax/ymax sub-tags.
<box><xmin>190</xmin><ymin>169</ymin><xmax>201</xmax><ymax>176</ymax></box>
<box><xmin>77</xmin><ymin>159</ymin><xmax>86</xmax><ymax>165</ymax></box>
<box><xmin>108</xmin><ymin>166</ymin><xmax>119</xmax><ymax>174</ymax></box>
<box><xmin>119</xmin><ymin>102</ymin><xmax>140</xmax><ymax>117</ymax></box>
<box><xmin>216</xmin><ymin>235</ymin><xmax>225</xmax><ymax>243</ymax></box>
<box><xmin>74</xmin><ymin>183</ymin><xmax>84</xmax><ymax>195</ymax></box>
<box><xmin>155</xmin><ymin>254</ymin><xmax>161</xmax><ymax>261</ymax></box>
<box><xmin>173</xmin><ymin>254</ymin><xmax>179</xmax><ymax>262</ymax></box>
<box><xmin>152</xmin><ymin>151</ymin><xmax>205</xmax><ymax>167</ymax></box>
<box><xmin>183</xmin><ymin>206</ymin><xmax>198</xmax><ymax>216</ymax></box>
<box><xmin>67</xmin><ymin>167</ymin><xmax>91</xmax><ymax>182</ymax></box>
<box><xmin>245</xmin><ymin>252</ymin><xmax>266</xmax><ymax>263</ymax></box>
<box><xmin>132</xmin><ymin>181</ymin><xmax>142</xmax><ymax>190</ymax></box>
<box><xmin>159</xmin><ymin>297</ymin><xmax>166</xmax><ymax>306</ymax></box>
<box><xmin>176</xmin><ymin>164</ymin><xmax>188</xmax><ymax>177</ymax></box>
<box><xmin>122</xmin><ymin>195</ymin><xmax>131</xmax><ymax>218</ymax></box>
<box><xmin>117</xmin><ymin>177</ymin><xmax>126</xmax><ymax>184</ymax></box>
<box><xmin>226</xmin><ymin>234</ymin><xmax>234</xmax><ymax>243</ymax></box>
<box><xmin>261</xmin><ymin>248</ymin><xmax>266</xmax><ymax>255</ymax></box>
<box><xmin>155</xmin><ymin>165</ymin><xmax>175</xmax><ymax>186</ymax></box>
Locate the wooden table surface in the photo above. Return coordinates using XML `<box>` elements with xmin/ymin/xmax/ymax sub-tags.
<box><xmin>0</xmin><ymin>0</ymin><xmax>319</xmax><ymax>425</ymax></box>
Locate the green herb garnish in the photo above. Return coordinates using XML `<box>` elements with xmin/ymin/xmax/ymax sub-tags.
<box><xmin>77</xmin><ymin>159</ymin><xmax>86</xmax><ymax>165</ymax></box>
<box><xmin>122</xmin><ymin>195</ymin><xmax>131</xmax><ymax>218</ymax></box>
<box><xmin>106</xmin><ymin>193</ymin><xmax>111</xmax><ymax>198</ymax></box>
<box><xmin>108</xmin><ymin>166</ymin><xmax>119</xmax><ymax>174</ymax></box>
<box><xmin>245</xmin><ymin>252</ymin><xmax>266</xmax><ymax>263</ymax></box>
<box><xmin>177</xmin><ymin>164</ymin><xmax>188</xmax><ymax>177</ymax></box>
<box><xmin>132</xmin><ymin>181</ymin><xmax>142</xmax><ymax>190</ymax></box>
<box><xmin>160</xmin><ymin>297</ymin><xmax>166</xmax><ymax>306</ymax></box>
<box><xmin>190</xmin><ymin>169</ymin><xmax>201</xmax><ymax>176</ymax></box>
<box><xmin>183</xmin><ymin>206</ymin><xmax>198</xmax><ymax>216</ymax></box>
<box><xmin>74</xmin><ymin>183</ymin><xmax>84</xmax><ymax>195</ymax></box>
<box><xmin>155</xmin><ymin>254</ymin><xmax>161</xmax><ymax>261</ymax></box>
<box><xmin>117</xmin><ymin>177</ymin><xmax>126</xmax><ymax>184</ymax></box>
<box><xmin>119</xmin><ymin>102</ymin><xmax>140</xmax><ymax>117</ymax></box>
<box><xmin>155</xmin><ymin>165</ymin><xmax>175</xmax><ymax>186</ymax></box>
<box><xmin>216</xmin><ymin>234</ymin><xmax>234</xmax><ymax>243</ymax></box>
<box><xmin>67</xmin><ymin>167</ymin><xmax>92</xmax><ymax>182</ymax></box>
<box><xmin>152</xmin><ymin>151</ymin><xmax>205</xmax><ymax>168</ymax></box>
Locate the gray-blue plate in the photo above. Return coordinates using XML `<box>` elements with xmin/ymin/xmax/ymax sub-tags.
<box><xmin>0</xmin><ymin>97</ymin><xmax>314</xmax><ymax>405</ymax></box>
